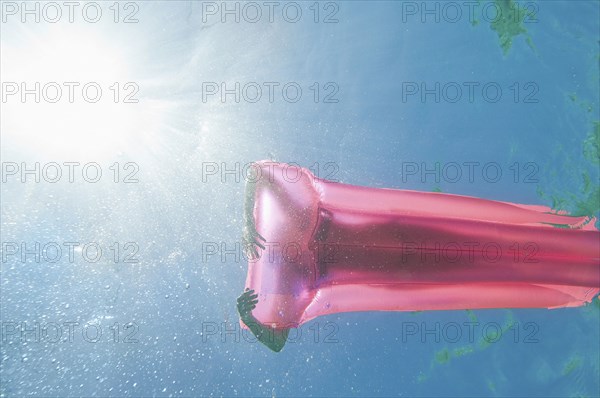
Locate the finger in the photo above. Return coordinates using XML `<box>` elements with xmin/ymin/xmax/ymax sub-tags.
<box><xmin>249</xmin><ymin>299</ymin><xmax>259</xmax><ymax>305</ymax></box>
<box><xmin>256</xmin><ymin>232</ymin><xmax>266</xmax><ymax>242</ymax></box>
<box><xmin>254</xmin><ymin>239</ymin><xmax>266</xmax><ymax>250</ymax></box>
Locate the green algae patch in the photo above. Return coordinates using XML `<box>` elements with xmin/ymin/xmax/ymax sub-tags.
<box><xmin>431</xmin><ymin>344</ymin><xmax>474</xmax><ymax>369</ymax></box>
<box><xmin>537</xmin><ymin>121</ymin><xmax>600</xmax><ymax>223</ymax></box>
<box><xmin>566</xmin><ymin>122</ymin><xmax>600</xmax><ymax>218</ymax></box>
<box><xmin>562</xmin><ymin>355</ymin><xmax>583</xmax><ymax>376</ymax></box>
<box><xmin>583</xmin><ymin>121</ymin><xmax>600</xmax><ymax>165</ymax></box>
<box><xmin>424</xmin><ymin>311</ymin><xmax>518</xmax><ymax>393</ymax></box>
<box><xmin>569</xmin><ymin>93</ymin><xmax>595</xmax><ymax>113</ymax></box>
<box><xmin>452</xmin><ymin>345</ymin><xmax>475</xmax><ymax>358</ymax></box>
<box><xmin>478</xmin><ymin>317</ymin><xmax>515</xmax><ymax>350</ymax></box>
<box><xmin>540</xmin><ymin>222</ymin><xmax>574</xmax><ymax>229</ymax></box>
<box><xmin>429</xmin><ymin>311</ymin><xmax>514</xmax><ymax>369</ymax></box>
<box><xmin>466</xmin><ymin>309</ymin><xmax>478</xmax><ymax>323</ymax></box>
<box><xmin>490</xmin><ymin>0</ymin><xmax>530</xmax><ymax>54</ymax></box>
<box><xmin>487</xmin><ymin>379</ymin><xmax>497</xmax><ymax>393</ymax></box>
<box><xmin>571</xmin><ymin>187</ymin><xmax>599</xmax><ymax>219</ymax></box>
<box><xmin>435</xmin><ymin>348</ymin><xmax>451</xmax><ymax>365</ymax></box>
<box><xmin>476</xmin><ymin>0</ymin><xmax>535</xmax><ymax>55</ymax></box>
<box><xmin>581</xmin><ymin>295</ymin><xmax>600</xmax><ymax>324</ymax></box>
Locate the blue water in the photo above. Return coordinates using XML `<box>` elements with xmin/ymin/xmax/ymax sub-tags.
<box><xmin>1</xmin><ymin>1</ymin><xmax>599</xmax><ymax>397</ymax></box>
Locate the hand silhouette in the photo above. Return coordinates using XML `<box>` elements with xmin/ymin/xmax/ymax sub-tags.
<box><xmin>242</xmin><ymin>228</ymin><xmax>266</xmax><ymax>259</ymax></box>
<box><xmin>237</xmin><ymin>288</ymin><xmax>258</xmax><ymax>321</ymax></box>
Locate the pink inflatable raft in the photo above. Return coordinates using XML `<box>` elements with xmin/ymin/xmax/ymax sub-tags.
<box><xmin>241</xmin><ymin>161</ymin><xmax>600</xmax><ymax>329</ymax></box>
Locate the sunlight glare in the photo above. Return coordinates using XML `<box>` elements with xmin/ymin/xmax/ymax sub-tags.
<box><xmin>2</xmin><ymin>25</ymin><xmax>158</xmax><ymax>161</ymax></box>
